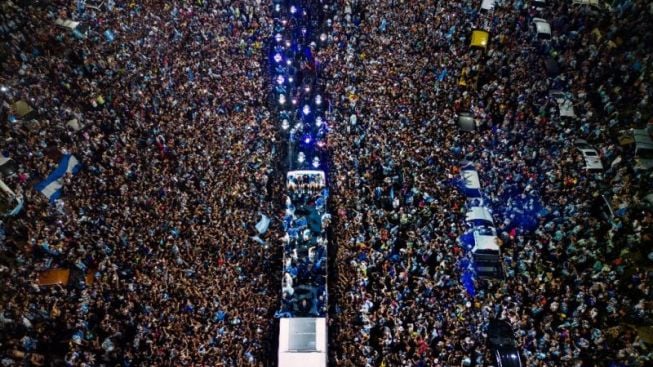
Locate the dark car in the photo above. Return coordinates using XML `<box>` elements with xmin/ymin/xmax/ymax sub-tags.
<box><xmin>487</xmin><ymin>320</ymin><xmax>523</xmax><ymax>367</ymax></box>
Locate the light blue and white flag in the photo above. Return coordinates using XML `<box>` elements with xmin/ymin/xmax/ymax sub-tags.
<box><xmin>255</xmin><ymin>214</ymin><xmax>270</xmax><ymax>234</ymax></box>
<box><xmin>34</xmin><ymin>154</ymin><xmax>81</xmax><ymax>202</ymax></box>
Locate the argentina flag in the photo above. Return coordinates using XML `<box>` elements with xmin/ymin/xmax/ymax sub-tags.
<box><xmin>34</xmin><ymin>154</ymin><xmax>82</xmax><ymax>202</ymax></box>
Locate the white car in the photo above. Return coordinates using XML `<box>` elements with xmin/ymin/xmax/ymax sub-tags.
<box><xmin>533</xmin><ymin>18</ymin><xmax>551</xmax><ymax>39</ymax></box>
<box><xmin>549</xmin><ymin>90</ymin><xmax>576</xmax><ymax>119</ymax></box>
<box><xmin>575</xmin><ymin>139</ymin><xmax>604</xmax><ymax>172</ymax></box>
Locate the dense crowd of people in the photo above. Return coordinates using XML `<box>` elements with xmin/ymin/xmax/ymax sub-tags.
<box><xmin>1</xmin><ymin>1</ymin><xmax>282</xmax><ymax>366</ymax></box>
<box><xmin>326</xmin><ymin>0</ymin><xmax>652</xmax><ymax>366</ymax></box>
<box><xmin>1</xmin><ymin>0</ymin><xmax>652</xmax><ymax>366</ymax></box>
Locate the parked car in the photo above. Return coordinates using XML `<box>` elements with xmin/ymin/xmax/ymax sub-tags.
<box><xmin>575</xmin><ymin>139</ymin><xmax>604</xmax><ymax>172</ymax></box>
<box><xmin>487</xmin><ymin>320</ymin><xmax>523</xmax><ymax>367</ymax></box>
<box><xmin>533</xmin><ymin>18</ymin><xmax>551</xmax><ymax>39</ymax></box>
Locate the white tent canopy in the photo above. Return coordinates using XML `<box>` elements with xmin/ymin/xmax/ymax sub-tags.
<box><xmin>279</xmin><ymin>318</ymin><xmax>327</xmax><ymax>367</ymax></box>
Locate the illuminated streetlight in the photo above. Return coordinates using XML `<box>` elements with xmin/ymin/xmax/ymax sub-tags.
<box><xmin>274</xmin><ymin>53</ymin><xmax>283</xmax><ymax>63</ymax></box>
<box><xmin>303</xmin><ymin>105</ymin><xmax>311</xmax><ymax>115</ymax></box>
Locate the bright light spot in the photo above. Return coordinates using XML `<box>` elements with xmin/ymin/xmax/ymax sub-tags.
<box><xmin>288</xmin><ymin>77</ymin><xmax>294</xmax><ymax>83</ymax></box>
<box><xmin>285</xmin><ymin>40</ymin><xmax>291</xmax><ymax>48</ymax></box>
<box><xmin>304</xmin><ymin>85</ymin><xmax>310</xmax><ymax>93</ymax></box>
<box><xmin>312</xmin><ymin>157</ymin><xmax>320</xmax><ymax>168</ymax></box>
<box><xmin>281</xmin><ymin>119</ymin><xmax>289</xmax><ymax>130</ymax></box>
<box><xmin>0</xmin><ymin>86</ymin><xmax>7</xmax><ymax>93</ymax></box>
<box><xmin>279</xmin><ymin>94</ymin><xmax>286</xmax><ymax>105</ymax></box>
<box><xmin>274</xmin><ymin>53</ymin><xmax>283</xmax><ymax>63</ymax></box>
<box><xmin>303</xmin><ymin>135</ymin><xmax>312</xmax><ymax>144</ymax></box>
<box><xmin>301</xmin><ymin>27</ymin><xmax>307</xmax><ymax>35</ymax></box>
<box><xmin>303</xmin><ymin>105</ymin><xmax>311</xmax><ymax>115</ymax></box>
<box><xmin>315</xmin><ymin>116</ymin><xmax>323</xmax><ymax>127</ymax></box>
<box><xmin>286</xmin><ymin>59</ymin><xmax>292</xmax><ymax>66</ymax></box>
<box><xmin>291</xmin><ymin>98</ymin><xmax>297</xmax><ymax>105</ymax></box>
<box><xmin>275</xmin><ymin>4</ymin><xmax>280</xmax><ymax>12</ymax></box>
<box><xmin>276</xmin><ymin>75</ymin><xmax>285</xmax><ymax>85</ymax></box>
<box><xmin>275</xmin><ymin>33</ymin><xmax>283</xmax><ymax>42</ymax></box>
<box><xmin>315</xmin><ymin>95</ymin><xmax>322</xmax><ymax>105</ymax></box>
<box><xmin>320</xmin><ymin>33</ymin><xmax>327</xmax><ymax>42</ymax></box>
<box><xmin>297</xmin><ymin>152</ymin><xmax>305</xmax><ymax>163</ymax></box>
<box><xmin>290</xmin><ymin>5</ymin><xmax>297</xmax><ymax>14</ymax></box>
<box><xmin>317</xmin><ymin>140</ymin><xmax>326</xmax><ymax>148</ymax></box>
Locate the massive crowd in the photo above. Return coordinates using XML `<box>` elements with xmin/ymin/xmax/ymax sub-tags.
<box><xmin>0</xmin><ymin>0</ymin><xmax>652</xmax><ymax>367</ymax></box>
<box><xmin>325</xmin><ymin>0</ymin><xmax>652</xmax><ymax>366</ymax></box>
<box><xmin>1</xmin><ymin>1</ymin><xmax>282</xmax><ymax>366</ymax></box>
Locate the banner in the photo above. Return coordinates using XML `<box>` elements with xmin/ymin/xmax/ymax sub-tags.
<box><xmin>34</xmin><ymin>154</ymin><xmax>81</xmax><ymax>202</ymax></box>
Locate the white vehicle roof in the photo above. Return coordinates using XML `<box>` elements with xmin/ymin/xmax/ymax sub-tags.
<box><xmin>533</xmin><ymin>18</ymin><xmax>551</xmax><ymax>36</ymax></box>
<box><xmin>550</xmin><ymin>90</ymin><xmax>576</xmax><ymax>118</ymax></box>
<box><xmin>462</xmin><ymin>169</ymin><xmax>481</xmax><ymax>191</ymax></box>
<box><xmin>466</xmin><ymin>206</ymin><xmax>494</xmax><ymax>225</ymax></box>
<box><xmin>278</xmin><ymin>318</ymin><xmax>327</xmax><ymax>367</ymax></box>
<box><xmin>575</xmin><ymin>140</ymin><xmax>603</xmax><ymax>170</ymax></box>
<box><xmin>472</xmin><ymin>232</ymin><xmax>500</xmax><ymax>252</ymax></box>
<box><xmin>481</xmin><ymin>0</ymin><xmax>496</xmax><ymax>10</ymax></box>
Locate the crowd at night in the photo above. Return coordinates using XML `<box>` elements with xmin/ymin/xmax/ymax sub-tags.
<box><xmin>1</xmin><ymin>0</ymin><xmax>652</xmax><ymax>367</ymax></box>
